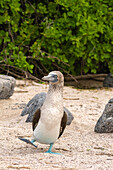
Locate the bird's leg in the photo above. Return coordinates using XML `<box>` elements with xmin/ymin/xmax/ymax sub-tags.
<box><xmin>18</xmin><ymin>137</ymin><xmax>37</xmax><ymax>148</ymax></box>
<box><xmin>46</xmin><ymin>143</ymin><xmax>53</xmax><ymax>153</ymax></box>
<box><xmin>45</xmin><ymin>143</ymin><xmax>62</xmax><ymax>155</ymax></box>
<box><xmin>31</xmin><ymin>139</ymin><xmax>36</xmax><ymax>144</ymax></box>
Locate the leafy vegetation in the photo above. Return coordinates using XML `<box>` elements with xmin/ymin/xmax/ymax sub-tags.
<box><xmin>0</xmin><ymin>0</ymin><xmax>113</xmax><ymax>77</ymax></box>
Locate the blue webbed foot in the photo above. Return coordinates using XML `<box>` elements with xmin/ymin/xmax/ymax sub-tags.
<box><xmin>18</xmin><ymin>137</ymin><xmax>37</xmax><ymax>148</ymax></box>
<box><xmin>45</xmin><ymin>143</ymin><xmax>62</xmax><ymax>155</ymax></box>
<box><xmin>45</xmin><ymin>151</ymin><xmax>62</xmax><ymax>155</ymax></box>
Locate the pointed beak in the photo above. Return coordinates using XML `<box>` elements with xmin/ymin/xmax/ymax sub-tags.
<box><xmin>42</xmin><ymin>74</ymin><xmax>55</xmax><ymax>81</ymax></box>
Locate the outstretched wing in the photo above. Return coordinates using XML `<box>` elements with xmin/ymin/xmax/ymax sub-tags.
<box><xmin>32</xmin><ymin>109</ymin><xmax>41</xmax><ymax>131</ymax></box>
<box><xmin>58</xmin><ymin>111</ymin><xmax>67</xmax><ymax>139</ymax></box>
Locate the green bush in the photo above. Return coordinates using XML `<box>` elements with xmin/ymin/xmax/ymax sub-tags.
<box><xmin>0</xmin><ymin>0</ymin><xmax>113</xmax><ymax>76</ymax></box>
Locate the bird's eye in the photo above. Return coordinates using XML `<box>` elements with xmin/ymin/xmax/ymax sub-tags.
<box><xmin>53</xmin><ymin>75</ymin><xmax>57</xmax><ymax>78</ymax></box>
<box><xmin>52</xmin><ymin>74</ymin><xmax>58</xmax><ymax>82</ymax></box>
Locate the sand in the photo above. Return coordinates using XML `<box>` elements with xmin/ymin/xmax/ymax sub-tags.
<box><xmin>0</xmin><ymin>80</ymin><xmax>113</xmax><ymax>170</ymax></box>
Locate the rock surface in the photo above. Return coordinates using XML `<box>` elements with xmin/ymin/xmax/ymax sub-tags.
<box><xmin>0</xmin><ymin>75</ymin><xmax>16</xmax><ymax>99</ymax></box>
<box><xmin>103</xmin><ymin>73</ymin><xmax>113</xmax><ymax>87</ymax></box>
<box><xmin>94</xmin><ymin>98</ymin><xmax>113</xmax><ymax>133</ymax></box>
<box><xmin>21</xmin><ymin>92</ymin><xmax>74</xmax><ymax>125</ymax></box>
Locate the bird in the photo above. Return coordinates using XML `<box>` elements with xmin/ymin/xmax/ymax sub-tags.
<box><xmin>21</xmin><ymin>92</ymin><xmax>74</xmax><ymax>125</ymax></box>
<box><xmin>19</xmin><ymin>71</ymin><xmax>73</xmax><ymax>154</ymax></box>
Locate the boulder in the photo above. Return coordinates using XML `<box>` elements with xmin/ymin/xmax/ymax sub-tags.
<box><xmin>94</xmin><ymin>98</ymin><xmax>113</xmax><ymax>133</ymax></box>
<box><xmin>103</xmin><ymin>73</ymin><xmax>113</xmax><ymax>87</ymax></box>
<box><xmin>0</xmin><ymin>75</ymin><xmax>16</xmax><ymax>99</ymax></box>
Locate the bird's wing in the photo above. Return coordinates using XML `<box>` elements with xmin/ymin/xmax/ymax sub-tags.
<box><xmin>32</xmin><ymin>108</ymin><xmax>41</xmax><ymax>131</ymax></box>
<box><xmin>64</xmin><ymin>107</ymin><xmax>74</xmax><ymax>125</ymax></box>
<box><xmin>21</xmin><ymin>92</ymin><xmax>46</xmax><ymax>117</ymax></box>
<box><xmin>58</xmin><ymin>111</ymin><xmax>67</xmax><ymax>139</ymax></box>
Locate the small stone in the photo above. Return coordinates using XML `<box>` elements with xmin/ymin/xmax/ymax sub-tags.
<box><xmin>94</xmin><ymin>98</ymin><xmax>113</xmax><ymax>133</ymax></box>
<box><xmin>103</xmin><ymin>73</ymin><xmax>113</xmax><ymax>87</ymax></box>
<box><xmin>0</xmin><ymin>75</ymin><xmax>16</xmax><ymax>99</ymax></box>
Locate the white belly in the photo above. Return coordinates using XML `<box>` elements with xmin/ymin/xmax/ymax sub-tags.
<box><xmin>33</xmin><ymin>120</ymin><xmax>60</xmax><ymax>144</ymax></box>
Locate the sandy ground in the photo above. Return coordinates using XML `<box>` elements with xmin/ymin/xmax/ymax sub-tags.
<box><xmin>0</xmin><ymin>80</ymin><xmax>113</xmax><ymax>170</ymax></box>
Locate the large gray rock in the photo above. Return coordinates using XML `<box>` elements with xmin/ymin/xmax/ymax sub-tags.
<box><xmin>103</xmin><ymin>73</ymin><xmax>113</xmax><ymax>87</ymax></box>
<box><xmin>21</xmin><ymin>92</ymin><xmax>74</xmax><ymax>125</ymax></box>
<box><xmin>94</xmin><ymin>98</ymin><xmax>113</xmax><ymax>133</ymax></box>
<box><xmin>0</xmin><ymin>75</ymin><xmax>16</xmax><ymax>99</ymax></box>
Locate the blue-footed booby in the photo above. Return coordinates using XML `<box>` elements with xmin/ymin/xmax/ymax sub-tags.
<box><xmin>19</xmin><ymin>71</ymin><xmax>71</xmax><ymax>154</ymax></box>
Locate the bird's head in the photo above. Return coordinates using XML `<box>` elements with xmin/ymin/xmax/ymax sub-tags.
<box><xmin>42</xmin><ymin>71</ymin><xmax>64</xmax><ymax>85</ymax></box>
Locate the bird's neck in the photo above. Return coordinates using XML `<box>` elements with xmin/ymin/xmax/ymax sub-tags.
<box><xmin>45</xmin><ymin>83</ymin><xmax>63</xmax><ymax>105</ymax></box>
<box><xmin>48</xmin><ymin>83</ymin><xmax>63</xmax><ymax>97</ymax></box>
<box><xmin>41</xmin><ymin>82</ymin><xmax>64</xmax><ymax>125</ymax></box>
